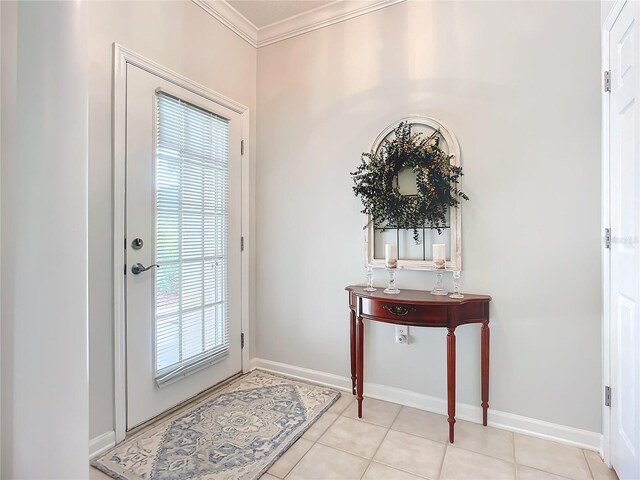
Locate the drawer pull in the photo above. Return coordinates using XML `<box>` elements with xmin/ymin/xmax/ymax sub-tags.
<box><xmin>383</xmin><ymin>305</ymin><xmax>416</xmax><ymax>316</ymax></box>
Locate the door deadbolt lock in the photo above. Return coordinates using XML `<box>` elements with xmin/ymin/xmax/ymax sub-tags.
<box><xmin>131</xmin><ymin>238</ymin><xmax>144</xmax><ymax>250</ymax></box>
<box><xmin>131</xmin><ymin>263</ymin><xmax>159</xmax><ymax>275</ymax></box>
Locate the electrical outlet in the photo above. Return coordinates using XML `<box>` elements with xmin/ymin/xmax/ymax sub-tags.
<box><xmin>395</xmin><ymin>325</ymin><xmax>409</xmax><ymax>344</ymax></box>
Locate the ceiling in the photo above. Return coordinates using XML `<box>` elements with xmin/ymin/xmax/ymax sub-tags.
<box><xmin>226</xmin><ymin>0</ymin><xmax>335</xmax><ymax>28</ymax></box>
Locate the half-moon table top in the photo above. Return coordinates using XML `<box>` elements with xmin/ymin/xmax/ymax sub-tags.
<box><xmin>346</xmin><ymin>285</ymin><xmax>492</xmax><ymax>305</ymax></box>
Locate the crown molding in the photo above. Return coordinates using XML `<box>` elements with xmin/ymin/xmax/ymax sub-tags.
<box><xmin>194</xmin><ymin>0</ymin><xmax>406</xmax><ymax>49</ymax></box>
<box><xmin>258</xmin><ymin>0</ymin><xmax>404</xmax><ymax>47</ymax></box>
<box><xmin>192</xmin><ymin>0</ymin><xmax>258</xmax><ymax>47</ymax></box>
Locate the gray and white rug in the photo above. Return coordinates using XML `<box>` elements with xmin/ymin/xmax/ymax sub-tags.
<box><xmin>93</xmin><ymin>370</ymin><xmax>340</xmax><ymax>480</ymax></box>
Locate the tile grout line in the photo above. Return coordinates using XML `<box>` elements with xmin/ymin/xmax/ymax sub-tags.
<box><xmin>315</xmin><ymin>425</ymin><xmax>387</xmax><ymax>462</ymax></box>
<box><xmin>513</xmin><ymin>438</ymin><xmax>597</xmax><ymax>480</ymax></box>
<box><xmin>581</xmin><ymin>448</ymin><xmax>596</xmax><ymax>480</ymax></box>
<box><xmin>358</xmin><ymin>403</ymin><xmax>405</xmax><ymax>480</ymax></box>
<box><xmin>276</xmin><ymin>440</ymin><xmax>310</xmax><ymax>479</ymax></box>
<box><xmin>513</xmin><ymin>432</ymin><xmax>598</xmax><ymax>480</ymax></box>
<box><xmin>342</xmin><ymin>399</ymin><xmax>402</xmax><ymax>429</ymax></box>
<box><xmin>282</xmin><ymin>397</ymin><xmax>347</xmax><ymax>479</ymax></box>
<box><xmin>360</xmin><ymin>404</ymin><xmax>436</xmax><ymax>480</ymax></box>
<box><xmin>435</xmin><ymin>441</ymin><xmax>448</xmax><ymax>480</ymax></box>
<box><xmin>371</xmin><ymin>434</ymin><xmax>451</xmax><ymax>477</ymax></box>
<box><xmin>359</xmin><ymin>427</ymin><xmax>391</xmax><ymax>480</ymax></box>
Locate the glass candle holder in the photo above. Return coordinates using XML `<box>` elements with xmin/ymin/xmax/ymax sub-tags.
<box><xmin>450</xmin><ymin>270</ymin><xmax>464</xmax><ymax>299</ymax></box>
<box><xmin>383</xmin><ymin>268</ymin><xmax>400</xmax><ymax>294</ymax></box>
<box><xmin>431</xmin><ymin>271</ymin><xmax>447</xmax><ymax>296</ymax></box>
<box><xmin>364</xmin><ymin>266</ymin><xmax>376</xmax><ymax>292</ymax></box>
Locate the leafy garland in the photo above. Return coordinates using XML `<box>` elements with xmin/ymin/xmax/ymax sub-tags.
<box><xmin>351</xmin><ymin>122</ymin><xmax>468</xmax><ymax>242</ymax></box>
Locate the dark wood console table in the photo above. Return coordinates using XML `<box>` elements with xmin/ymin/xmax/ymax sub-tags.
<box><xmin>346</xmin><ymin>285</ymin><xmax>492</xmax><ymax>443</ymax></box>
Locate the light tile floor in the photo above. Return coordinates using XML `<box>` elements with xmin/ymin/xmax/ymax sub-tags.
<box><xmin>90</xmin><ymin>394</ymin><xmax>618</xmax><ymax>480</ymax></box>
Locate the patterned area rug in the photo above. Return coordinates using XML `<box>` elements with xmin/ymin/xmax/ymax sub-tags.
<box><xmin>93</xmin><ymin>370</ymin><xmax>340</xmax><ymax>480</ymax></box>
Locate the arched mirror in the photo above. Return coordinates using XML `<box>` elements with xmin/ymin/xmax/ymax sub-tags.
<box><xmin>364</xmin><ymin>115</ymin><xmax>463</xmax><ymax>270</ymax></box>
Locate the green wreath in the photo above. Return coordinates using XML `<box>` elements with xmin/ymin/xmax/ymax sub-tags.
<box><xmin>351</xmin><ymin>122</ymin><xmax>468</xmax><ymax>242</ymax></box>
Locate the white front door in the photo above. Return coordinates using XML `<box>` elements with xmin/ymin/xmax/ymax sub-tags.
<box><xmin>125</xmin><ymin>65</ymin><xmax>243</xmax><ymax>429</ymax></box>
<box><xmin>609</xmin><ymin>1</ymin><xmax>640</xmax><ymax>478</ymax></box>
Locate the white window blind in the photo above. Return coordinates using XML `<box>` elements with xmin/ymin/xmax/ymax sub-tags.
<box><xmin>154</xmin><ymin>91</ymin><xmax>230</xmax><ymax>385</ymax></box>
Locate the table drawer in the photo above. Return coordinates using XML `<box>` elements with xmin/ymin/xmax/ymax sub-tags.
<box><xmin>361</xmin><ymin>298</ymin><xmax>447</xmax><ymax>324</ymax></box>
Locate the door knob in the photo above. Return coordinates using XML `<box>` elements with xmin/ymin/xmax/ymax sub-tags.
<box><xmin>131</xmin><ymin>263</ymin><xmax>159</xmax><ymax>275</ymax></box>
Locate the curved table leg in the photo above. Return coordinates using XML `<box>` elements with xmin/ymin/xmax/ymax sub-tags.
<box><xmin>447</xmin><ymin>327</ymin><xmax>456</xmax><ymax>443</ymax></box>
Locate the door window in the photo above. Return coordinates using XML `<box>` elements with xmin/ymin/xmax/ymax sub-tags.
<box><xmin>154</xmin><ymin>92</ymin><xmax>230</xmax><ymax>385</ymax></box>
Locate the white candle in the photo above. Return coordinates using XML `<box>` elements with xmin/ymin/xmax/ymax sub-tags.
<box><xmin>385</xmin><ymin>244</ymin><xmax>398</xmax><ymax>268</ymax></box>
<box><xmin>432</xmin><ymin>243</ymin><xmax>446</xmax><ymax>269</ymax></box>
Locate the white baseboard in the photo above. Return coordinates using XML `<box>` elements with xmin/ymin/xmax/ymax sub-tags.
<box><xmin>249</xmin><ymin>357</ymin><xmax>603</xmax><ymax>453</ymax></box>
<box><xmin>89</xmin><ymin>430</ymin><xmax>116</xmax><ymax>459</ymax></box>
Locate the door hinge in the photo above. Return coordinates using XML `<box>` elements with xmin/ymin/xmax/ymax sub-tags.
<box><xmin>605</xmin><ymin>385</ymin><xmax>611</xmax><ymax>407</ymax></box>
<box><xmin>241</xmin><ymin>236</ymin><xmax>245</xmax><ymax>251</ymax></box>
<box><xmin>241</xmin><ymin>140</ymin><xmax>245</xmax><ymax>156</ymax></box>
<box><xmin>604</xmin><ymin>70</ymin><xmax>611</xmax><ymax>92</ymax></box>
<box><xmin>605</xmin><ymin>228</ymin><xmax>611</xmax><ymax>249</ymax></box>
<box><xmin>241</xmin><ymin>333</ymin><xmax>245</xmax><ymax>349</ymax></box>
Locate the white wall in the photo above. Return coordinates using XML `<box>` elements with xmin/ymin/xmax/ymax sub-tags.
<box><xmin>1</xmin><ymin>1</ymin><xmax>89</xmax><ymax>476</ymax></box>
<box><xmin>256</xmin><ymin>0</ymin><xmax>602</xmax><ymax>433</ymax></box>
<box><xmin>601</xmin><ymin>0</ymin><xmax>616</xmax><ymax>23</ymax></box>
<box><xmin>87</xmin><ymin>1</ymin><xmax>257</xmax><ymax>440</ymax></box>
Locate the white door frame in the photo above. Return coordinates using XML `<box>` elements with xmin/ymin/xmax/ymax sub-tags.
<box><xmin>601</xmin><ymin>0</ymin><xmax>628</xmax><ymax>466</ymax></box>
<box><xmin>112</xmin><ymin>44</ymin><xmax>251</xmax><ymax>443</ymax></box>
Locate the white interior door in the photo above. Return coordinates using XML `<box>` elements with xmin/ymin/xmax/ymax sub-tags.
<box><xmin>125</xmin><ymin>65</ymin><xmax>243</xmax><ymax>429</ymax></box>
<box><xmin>609</xmin><ymin>1</ymin><xmax>640</xmax><ymax>478</ymax></box>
